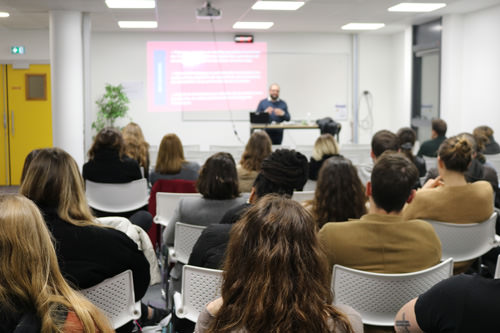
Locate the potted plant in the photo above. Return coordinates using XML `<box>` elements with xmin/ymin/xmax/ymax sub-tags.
<box><xmin>92</xmin><ymin>83</ymin><xmax>130</xmax><ymax>133</ymax></box>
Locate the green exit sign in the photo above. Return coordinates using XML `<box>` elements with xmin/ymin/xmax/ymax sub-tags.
<box><xmin>11</xmin><ymin>46</ymin><xmax>25</xmax><ymax>54</ymax></box>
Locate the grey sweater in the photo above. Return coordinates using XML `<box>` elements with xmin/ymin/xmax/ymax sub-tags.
<box><xmin>163</xmin><ymin>196</ymin><xmax>247</xmax><ymax>246</ymax></box>
<box><xmin>149</xmin><ymin>161</ymin><xmax>200</xmax><ymax>186</ymax></box>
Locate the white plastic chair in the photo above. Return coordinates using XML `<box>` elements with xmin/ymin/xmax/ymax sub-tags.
<box><xmin>332</xmin><ymin>258</ymin><xmax>453</xmax><ymax>327</ymax></box>
<box><xmin>486</xmin><ymin>154</ymin><xmax>500</xmax><ymax>181</ymax></box>
<box><xmin>149</xmin><ymin>145</ymin><xmax>159</xmax><ymax>169</ymax></box>
<box><xmin>154</xmin><ymin>192</ymin><xmax>202</xmax><ymax>227</ymax></box>
<box><xmin>426</xmin><ymin>212</ymin><xmax>499</xmax><ymax>262</ymax></box>
<box><xmin>85</xmin><ymin>179</ymin><xmax>149</xmax><ymax>213</ymax></box>
<box><xmin>81</xmin><ymin>270</ymin><xmax>141</xmax><ymax>329</ymax></box>
<box><xmin>173</xmin><ymin>265</ymin><xmax>223</xmax><ymax>323</ymax></box>
<box><xmin>169</xmin><ymin>222</ymin><xmax>206</xmax><ymax>264</ymax></box>
<box><xmin>183</xmin><ymin>144</ymin><xmax>201</xmax><ymax>151</ymax></box>
<box><xmin>494</xmin><ymin>255</ymin><xmax>500</xmax><ymax>279</ymax></box>
<box><xmin>422</xmin><ymin>156</ymin><xmax>437</xmax><ymax>170</ymax></box>
<box><xmin>291</xmin><ymin>190</ymin><xmax>314</xmax><ymax>202</ymax></box>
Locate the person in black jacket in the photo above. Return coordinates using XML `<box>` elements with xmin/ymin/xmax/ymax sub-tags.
<box><xmin>188</xmin><ymin>149</ymin><xmax>309</xmax><ymax>269</ymax></box>
<box><xmin>83</xmin><ymin>127</ymin><xmax>152</xmax><ymax>231</ymax></box>
<box><xmin>308</xmin><ymin>133</ymin><xmax>339</xmax><ymax>180</ymax></box>
<box><xmin>83</xmin><ymin>127</ymin><xmax>142</xmax><ymax>183</ymax></box>
<box><xmin>20</xmin><ymin>148</ymin><xmax>164</xmax><ymax>331</ymax></box>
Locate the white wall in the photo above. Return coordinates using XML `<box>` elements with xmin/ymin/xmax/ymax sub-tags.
<box><xmin>91</xmin><ymin>31</ymin><xmax>407</xmax><ymax>151</ymax></box>
<box><xmin>358</xmin><ymin>30</ymin><xmax>412</xmax><ymax>144</ymax></box>
<box><xmin>441</xmin><ymin>4</ymin><xmax>500</xmax><ymax>136</ymax></box>
<box><xmin>0</xmin><ymin>29</ymin><xmax>411</xmax><ymax>158</ymax></box>
<box><xmin>0</xmin><ymin>30</ymin><xmax>49</xmax><ymax>63</ymax></box>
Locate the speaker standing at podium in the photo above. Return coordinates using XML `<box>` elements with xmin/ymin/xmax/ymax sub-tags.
<box><xmin>256</xmin><ymin>83</ymin><xmax>291</xmax><ymax>145</ymax></box>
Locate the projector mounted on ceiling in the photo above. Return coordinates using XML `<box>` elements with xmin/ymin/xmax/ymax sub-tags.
<box><xmin>196</xmin><ymin>2</ymin><xmax>222</xmax><ymax>20</ymax></box>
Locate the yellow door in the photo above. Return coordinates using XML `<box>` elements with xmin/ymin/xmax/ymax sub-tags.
<box><xmin>6</xmin><ymin>64</ymin><xmax>52</xmax><ymax>185</ymax></box>
<box><xmin>0</xmin><ymin>66</ymin><xmax>9</xmax><ymax>185</ymax></box>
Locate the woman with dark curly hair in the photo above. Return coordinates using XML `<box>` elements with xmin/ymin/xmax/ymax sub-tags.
<box><xmin>306</xmin><ymin>155</ymin><xmax>366</xmax><ymax>228</ymax></box>
<box><xmin>195</xmin><ymin>195</ymin><xmax>362</xmax><ymax>333</ymax></box>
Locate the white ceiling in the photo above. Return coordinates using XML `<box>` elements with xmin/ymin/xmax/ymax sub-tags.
<box><xmin>0</xmin><ymin>0</ymin><xmax>499</xmax><ymax>33</ymax></box>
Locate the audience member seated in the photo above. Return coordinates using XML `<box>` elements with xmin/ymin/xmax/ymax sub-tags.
<box><xmin>305</xmin><ymin>155</ymin><xmax>366</xmax><ymax>229</ymax></box>
<box><xmin>83</xmin><ymin>127</ymin><xmax>142</xmax><ymax>183</ymax></box>
<box><xmin>319</xmin><ymin>152</ymin><xmax>441</xmax><ymax>274</ymax></box>
<box><xmin>395</xmin><ymin>274</ymin><xmax>500</xmax><ymax>332</ymax></box>
<box><xmin>357</xmin><ymin>130</ymin><xmax>400</xmax><ymax>185</ymax></box>
<box><xmin>474</xmin><ymin>125</ymin><xmax>500</xmax><ymax>155</ymax></box>
<box><xmin>122</xmin><ymin>122</ymin><xmax>150</xmax><ymax>180</ymax></box>
<box><xmin>417</xmin><ymin>118</ymin><xmax>447</xmax><ymax>157</ymax></box>
<box><xmin>20</xmin><ymin>148</ymin><xmax>164</xmax><ymax>331</ymax></box>
<box><xmin>20</xmin><ymin>149</ymin><xmax>41</xmax><ymax>183</ymax></box>
<box><xmin>195</xmin><ymin>195</ymin><xmax>363</xmax><ymax>333</ymax></box>
<box><xmin>163</xmin><ymin>152</ymin><xmax>246</xmax><ymax>246</ymax></box>
<box><xmin>0</xmin><ymin>194</ymin><xmax>112</xmax><ymax>333</ymax></box>
<box><xmin>309</xmin><ymin>133</ymin><xmax>340</xmax><ymax>180</ymax></box>
<box><xmin>83</xmin><ymin>127</ymin><xmax>152</xmax><ymax>231</ymax></box>
<box><xmin>403</xmin><ymin>135</ymin><xmax>494</xmax><ymax>273</ymax></box>
<box><xmin>237</xmin><ymin>131</ymin><xmax>272</xmax><ymax>192</ymax></box>
<box><xmin>149</xmin><ymin>133</ymin><xmax>200</xmax><ymax>186</ymax></box>
<box><xmin>189</xmin><ymin>149</ymin><xmax>309</xmax><ymax>269</ymax></box>
<box><xmin>397</xmin><ymin>127</ymin><xmax>426</xmax><ymax>178</ymax></box>
<box><xmin>424</xmin><ymin>132</ymin><xmax>499</xmax><ymax>208</ymax></box>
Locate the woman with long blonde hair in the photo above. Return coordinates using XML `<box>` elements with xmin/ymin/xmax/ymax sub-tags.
<box><xmin>150</xmin><ymin>133</ymin><xmax>200</xmax><ymax>186</ymax></box>
<box><xmin>237</xmin><ymin>131</ymin><xmax>272</xmax><ymax>192</ymax></box>
<box><xmin>0</xmin><ymin>194</ymin><xmax>112</xmax><ymax>332</ymax></box>
<box><xmin>195</xmin><ymin>195</ymin><xmax>362</xmax><ymax>333</ymax></box>
<box><xmin>122</xmin><ymin>122</ymin><xmax>150</xmax><ymax>179</ymax></box>
<box><xmin>20</xmin><ymin>148</ymin><xmax>158</xmax><ymax>330</ymax></box>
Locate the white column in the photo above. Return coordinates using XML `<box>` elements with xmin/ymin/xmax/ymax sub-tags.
<box><xmin>50</xmin><ymin>10</ymin><xmax>85</xmax><ymax>168</ymax></box>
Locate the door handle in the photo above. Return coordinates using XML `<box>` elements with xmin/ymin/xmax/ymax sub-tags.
<box><xmin>3</xmin><ymin>112</ymin><xmax>5</xmax><ymax>129</ymax></box>
<box><xmin>11</xmin><ymin>111</ymin><xmax>14</xmax><ymax>136</ymax></box>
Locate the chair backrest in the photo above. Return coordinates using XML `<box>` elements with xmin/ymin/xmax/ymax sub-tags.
<box><xmin>422</xmin><ymin>156</ymin><xmax>437</xmax><ymax>170</ymax></box>
<box><xmin>426</xmin><ymin>212</ymin><xmax>498</xmax><ymax>262</ymax></box>
<box><xmin>487</xmin><ymin>154</ymin><xmax>500</xmax><ymax>181</ymax></box>
<box><xmin>291</xmin><ymin>190</ymin><xmax>315</xmax><ymax>202</ymax></box>
<box><xmin>176</xmin><ymin>265</ymin><xmax>223</xmax><ymax>323</ymax></box>
<box><xmin>81</xmin><ymin>270</ymin><xmax>141</xmax><ymax>329</ymax></box>
<box><xmin>85</xmin><ymin>179</ymin><xmax>149</xmax><ymax>213</ymax></box>
<box><xmin>495</xmin><ymin>254</ymin><xmax>500</xmax><ymax>279</ymax></box>
<box><xmin>154</xmin><ymin>192</ymin><xmax>201</xmax><ymax>226</ymax></box>
<box><xmin>332</xmin><ymin>258</ymin><xmax>453</xmax><ymax>327</ymax></box>
<box><xmin>149</xmin><ymin>145</ymin><xmax>159</xmax><ymax>168</ymax></box>
<box><xmin>173</xmin><ymin>222</ymin><xmax>207</xmax><ymax>264</ymax></box>
<box><xmin>183</xmin><ymin>144</ymin><xmax>201</xmax><ymax>151</ymax></box>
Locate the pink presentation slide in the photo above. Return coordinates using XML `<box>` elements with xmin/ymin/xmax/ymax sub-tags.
<box><xmin>147</xmin><ymin>41</ymin><xmax>267</xmax><ymax>112</ymax></box>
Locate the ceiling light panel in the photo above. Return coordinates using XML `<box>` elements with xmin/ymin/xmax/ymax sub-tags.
<box><xmin>252</xmin><ymin>1</ymin><xmax>305</xmax><ymax>11</ymax></box>
<box><xmin>388</xmin><ymin>3</ymin><xmax>446</xmax><ymax>12</ymax></box>
<box><xmin>341</xmin><ymin>23</ymin><xmax>385</xmax><ymax>30</ymax></box>
<box><xmin>233</xmin><ymin>21</ymin><xmax>274</xmax><ymax>30</ymax></box>
<box><xmin>106</xmin><ymin>0</ymin><xmax>156</xmax><ymax>9</ymax></box>
<box><xmin>118</xmin><ymin>21</ymin><xmax>158</xmax><ymax>28</ymax></box>
<box><xmin>0</xmin><ymin>12</ymin><xmax>10</xmax><ymax>18</ymax></box>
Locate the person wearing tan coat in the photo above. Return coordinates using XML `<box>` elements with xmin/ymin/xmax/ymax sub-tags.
<box><xmin>319</xmin><ymin>152</ymin><xmax>442</xmax><ymax>275</ymax></box>
<box><xmin>403</xmin><ymin>135</ymin><xmax>494</xmax><ymax>273</ymax></box>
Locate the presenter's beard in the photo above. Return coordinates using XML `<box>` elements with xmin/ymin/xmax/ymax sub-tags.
<box><xmin>270</xmin><ymin>94</ymin><xmax>278</xmax><ymax>101</ymax></box>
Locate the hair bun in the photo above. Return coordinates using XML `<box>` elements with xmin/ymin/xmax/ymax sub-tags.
<box><xmin>454</xmin><ymin>136</ymin><xmax>472</xmax><ymax>156</ymax></box>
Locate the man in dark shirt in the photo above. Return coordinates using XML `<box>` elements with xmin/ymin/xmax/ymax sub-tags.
<box><xmin>395</xmin><ymin>274</ymin><xmax>500</xmax><ymax>332</ymax></box>
<box><xmin>417</xmin><ymin>118</ymin><xmax>447</xmax><ymax>157</ymax></box>
<box><xmin>256</xmin><ymin>83</ymin><xmax>291</xmax><ymax>144</ymax></box>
